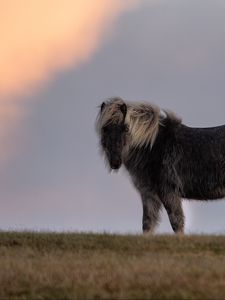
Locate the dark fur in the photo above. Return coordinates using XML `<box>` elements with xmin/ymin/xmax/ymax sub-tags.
<box><xmin>97</xmin><ymin>98</ymin><xmax>225</xmax><ymax>234</ymax></box>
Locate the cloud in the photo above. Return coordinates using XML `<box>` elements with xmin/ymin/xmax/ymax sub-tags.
<box><xmin>0</xmin><ymin>0</ymin><xmax>136</xmax><ymax>163</ymax></box>
<box><xmin>0</xmin><ymin>0</ymin><xmax>136</xmax><ymax>98</ymax></box>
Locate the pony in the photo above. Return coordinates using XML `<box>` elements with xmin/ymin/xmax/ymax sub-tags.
<box><xmin>96</xmin><ymin>97</ymin><xmax>225</xmax><ymax>234</ymax></box>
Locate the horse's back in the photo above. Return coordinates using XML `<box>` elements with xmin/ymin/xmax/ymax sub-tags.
<box><xmin>174</xmin><ymin>124</ymin><xmax>225</xmax><ymax>200</ymax></box>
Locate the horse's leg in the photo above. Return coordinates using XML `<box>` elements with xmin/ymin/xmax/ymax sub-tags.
<box><xmin>141</xmin><ymin>190</ymin><xmax>162</xmax><ymax>234</ymax></box>
<box><xmin>162</xmin><ymin>194</ymin><xmax>184</xmax><ymax>234</ymax></box>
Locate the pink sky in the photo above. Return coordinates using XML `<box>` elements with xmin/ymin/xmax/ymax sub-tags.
<box><xmin>1</xmin><ymin>0</ymin><xmax>225</xmax><ymax>233</ymax></box>
<box><xmin>0</xmin><ymin>0</ymin><xmax>136</xmax><ymax>164</ymax></box>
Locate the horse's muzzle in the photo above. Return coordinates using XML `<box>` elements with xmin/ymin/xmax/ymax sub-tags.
<box><xmin>110</xmin><ymin>158</ymin><xmax>122</xmax><ymax>170</ymax></box>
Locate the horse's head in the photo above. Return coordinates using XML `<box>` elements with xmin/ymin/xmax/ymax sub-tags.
<box><xmin>98</xmin><ymin>101</ymin><xmax>128</xmax><ymax>170</ymax></box>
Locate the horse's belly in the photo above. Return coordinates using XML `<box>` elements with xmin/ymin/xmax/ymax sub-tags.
<box><xmin>182</xmin><ymin>185</ymin><xmax>225</xmax><ymax>200</ymax></box>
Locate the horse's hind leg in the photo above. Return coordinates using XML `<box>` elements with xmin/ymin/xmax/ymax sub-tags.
<box><xmin>162</xmin><ymin>194</ymin><xmax>184</xmax><ymax>234</ymax></box>
<box><xmin>141</xmin><ymin>190</ymin><xmax>162</xmax><ymax>234</ymax></box>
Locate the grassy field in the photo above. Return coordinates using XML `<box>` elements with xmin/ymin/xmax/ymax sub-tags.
<box><xmin>0</xmin><ymin>232</ymin><xmax>224</xmax><ymax>299</ymax></box>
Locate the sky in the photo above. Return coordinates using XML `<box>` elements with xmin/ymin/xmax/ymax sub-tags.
<box><xmin>1</xmin><ymin>0</ymin><xmax>225</xmax><ymax>234</ymax></box>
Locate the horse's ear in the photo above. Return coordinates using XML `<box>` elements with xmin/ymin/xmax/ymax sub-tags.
<box><xmin>101</xmin><ymin>102</ymin><xmax>106</xmax><ymax>112</ymax></box>
<box><xmin>120</xmin><ymin>103</ymin><xmax>127</xmax><ymax>119</ymax></box>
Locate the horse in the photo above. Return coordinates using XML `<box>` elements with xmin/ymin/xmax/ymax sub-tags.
<box><xmin>96</xmin><ymin>97</ymin><xmax>225</xmax><ymax>234</ymax></box>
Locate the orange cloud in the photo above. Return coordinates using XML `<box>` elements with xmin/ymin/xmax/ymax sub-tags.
<box><xmin>0</xmin><ymin>0</ymin><xmax>136</xmax><ymax>97</ymax></box>
<box><xmin>0</xmin><ymin>0</ymin><xmax>136</xmax><ymax>164</ymax></box>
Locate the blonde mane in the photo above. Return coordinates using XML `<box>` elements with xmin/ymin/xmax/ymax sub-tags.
<box><xmin>125</xmin><ymin>102</ymin><xmax>161</xmax><ymax>148</ymax></box>
<box><xmin>96</xmin><ymin>97</ymin><xmax>181</xmax><ymax>148</ymax></box>
<box><xmin>96</xmin><ymin>97</ymin><xmax>125</xmax><ymax>133</ymax></box>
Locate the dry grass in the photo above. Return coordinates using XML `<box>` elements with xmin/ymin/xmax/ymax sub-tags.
<box><xmin>0</xmin><ymin>232</ymin><xmax>224</xmax><ymax>299</ymax></box>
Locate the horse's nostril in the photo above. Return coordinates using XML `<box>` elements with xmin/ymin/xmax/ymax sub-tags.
<box><xmin>111</xmin><ymin>164</ymin><xmax>120</xmax><ymax>170</ymax></box>
<box><xmin>110</xmin><ymin>159</ymin><xmax>122</xmax><ymax>169</ymax></box>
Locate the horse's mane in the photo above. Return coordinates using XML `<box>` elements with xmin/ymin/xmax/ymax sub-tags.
<box><xmin>126</xmin><ymin>102</ymin><xmax>160</xmax><ymax>148</ymax></box>
<box><xmin>96</xmin><ymin>97</ymin><xmax>125</xmax><ymax>132</ymax></box>
<box><xmin>96</xmin><ymin>97</ymin><xmax>182</xmax><ymax>148</ymax></box>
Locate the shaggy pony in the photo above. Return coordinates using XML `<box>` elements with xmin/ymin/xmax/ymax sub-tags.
<box><xmin>96</xmin><ymin>97</ymin><xmax>225</xmax><ymax>234</ymax></box>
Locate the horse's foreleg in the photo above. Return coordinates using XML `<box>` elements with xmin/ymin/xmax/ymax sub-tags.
<box><xmin>141</xmin><ymin>191</ymin><xmax>162</xmax><ymax>234</ymax></box>
<box><xmin>162</xmin><ymin>194</ymin><xmax>184</xmax><ymax>234</ymax></box>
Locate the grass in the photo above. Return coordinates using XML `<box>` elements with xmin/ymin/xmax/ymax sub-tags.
<box><xmin>0</xmin><ymin>232</ymin><xmax>224</xmax><ymax>299</ymax></box>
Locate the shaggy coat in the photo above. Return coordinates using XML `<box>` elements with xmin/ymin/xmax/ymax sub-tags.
<box><xmin>96</xmin><ymin>97</ymin><xmax>225</xmax><ymax>233</ymax></box>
